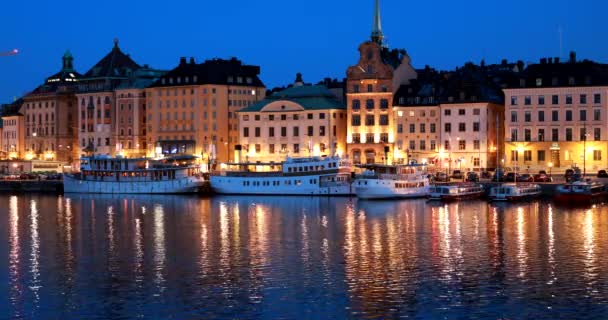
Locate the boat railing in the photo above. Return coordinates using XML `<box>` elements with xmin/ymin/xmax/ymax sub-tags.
<box><xmin>356</xmin><ymin>172</ymin><xmax>426</xmax><ymax>181</ymax></box>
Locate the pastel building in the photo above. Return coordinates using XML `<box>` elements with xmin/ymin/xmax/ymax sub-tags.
<box><xmin>145</xmin><ymin>57</ymin><xmax>265</xmax><ymax>163</ymax></box>
<box><xmin>345</xmin><ymin>0</ymin><xmax>417</xmax><ymax>164</ymax></box>
<box><xmin>393</xmin><ymin>63</ymin><xmax>509</xmax><ymax>171</ymax></box>
<box><xmin>1</xmin><ymin>100</ymin><xmax>25</xmax><ymax>159</ymax></box>
<box><xmin>22</xmin><ymin>51</ymin><xmax>81</xmax><ymax>163</ymax></box>
<box><xmin>504</xmin><ymin>54</ymin><xmax>608</xmax><ymax>173</ymax></box>
<box><xmin>114</xmin><ymin>67</ymin><xmax>165</xmax><ymax>157</ymax></box>
<box><xmin>76</xmin><ymin>39</ymin><xmax>142</xmax><ymax>156</ymax></box>
<box><xmin>237</xmin><ymin>75</ymin><xmax>347</xmax><ymax>163</ymax></box>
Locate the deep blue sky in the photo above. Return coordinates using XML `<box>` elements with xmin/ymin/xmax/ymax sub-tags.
<box><xmin>1</xmin><ymin>0</ymin><xmax>606</xmax><ymax>102</ymax></box>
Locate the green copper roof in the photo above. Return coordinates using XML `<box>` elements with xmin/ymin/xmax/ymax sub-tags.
<box><xmin>239</xmin><ymin>85</ymin><xmax>344</xmax><ymax>112</ymax></box>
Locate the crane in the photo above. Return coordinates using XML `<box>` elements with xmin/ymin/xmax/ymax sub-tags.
<box><xmin>0</xmin><ymin>49</ymin><xmax>19</xmax><ymax>57</ymax></box>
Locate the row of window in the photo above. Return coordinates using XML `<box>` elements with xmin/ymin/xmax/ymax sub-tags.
<box><xmin>80</xmin><ymin>96</ymin><xmax>111</xmax><ymax>106</ymax></box>
<box><xmin>28</xmin><ymin>143</ymin><xmax>55</xmax><ymax>152</ymax></box>
<box><xmin>443</xmin><ymin>108</ymin><xmax>482</xmax><ymax>116</ymax></box>
<box><xmin>510</xmin><ymin>109</ymin><xmax>601</xmax><ymax>122</ymax></box>
<box><xmin>351</xmin><ymin>99</ymin><xmax>390</xmax><ymax>110</ymax></box>
<box><xmin>443</xmin><ymin>122</ymin><xmax>481</xmax><ymax>133</ymax></box>
<box><xmin>243</xmin><ymin>125</ymin><xmax>335</xmax><ymax>138</ymax></box>
<box><xmin>27</xmin><ymin>127</ymin><xmax>54</xmax><ymax>136</ymax></box>
<box><xmin>510</xmin><ymin>93</ymin><xmax>601</xmax><ymax>106</ymax></box>
<box><xmin>352</xmin><ymin>84</ymin><xmax>389</xmax><ymax>93</ymax></box>
<box><xmin>242</xmin><ymin>112</ymin><xmax>341</xmax><ymax>121</ymax></box>
<box><xmin>247</xmin><ymin>143</ymin><xmax>330</xmax><ymax>155</ymax></box>
<box><xmin>26</xmin><ymin>113</ymin><xmax>55</xmax><ymax>123</ymax></box>
<box><xmin>25</xmin><ymin>102</ymin><xmax>55</xmax><ymax>109</ymax></box>
<box><xmin>440</xmin><ymin>140</ymin><xmax>480</xmax><ymax>151</ymax></box>
<box><xmin>157</xmin><ymin>98</ymin><xmax>217</xmax><ymax>108</ymax></box>
<box><xmin>397</xmin><ymin>123</ymin><xmax>437</xmax><ymax>134</ymax></box>
<box><xmin>510</xmin><ymin>149</ymin><xmax>602</xmax><ymax>162</ymax></box>
<box><xmin>351</xmin><ymin>115</ymin><xmax>389</xmax><ymax>126</ymax></box>
<box><xmin>351</xmin><ymin>133</ymin><xmax>389</xmax><ymax>144</ymax></box>
<box><xmin>510</xmin><ymin>128</ymin><xmax>601</xmax><ymax>142</ymax></box>
<box><xmin>3</xmin><ymin>119</ymin><xmax>18</xmax><ymax>126</ymax></box>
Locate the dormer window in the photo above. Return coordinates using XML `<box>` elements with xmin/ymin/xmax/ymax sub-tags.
<box><xmin>177</xmin><ymin>77</ymin><xmax>181</xmax><ymax>84</ymax></box>
<box><xmin>237</xmin><ymin>77</ymin><xmax>243</xmax><ymax>83</ymax></box>
<box><xmin>228</xmin><ymin>76</ymin><xmax>233</xmax><ymax>83</ymax></box>
<box><xmin>552</xmin><ymin>77</ymin><xmax>558</xmax><ymax>86</ymax></box>
<box><xmin>185</xmin><ymin>77</ymin><xmax>189</xmax><ymax>83</ymax></box>
<box><xmin>399</xmin><ymin>97</ymin><xmax>405</xmax><ymax>104</ymax></box>
<box><xmin>536</xmin><ymin>78</ymin><xmax>542</xmax><ymax>86</ymax></box>
<box><xmin>246</xmin><ymin>77</ymin><xmax>252</xmax><ymax>84</ymax></box>
<box><xmin>169</xmin><ymin>78</ymin><xmax>174</xmax><ymax>84</ymax></box>
<box><xmin>568</xmin><ymin>77</ymin><xmax>575</xmax><ymax>85</ymax></box>
<box><xmin>519</xmin><ymin>79</ymin><xmax>526</xmax><ymax>87</ymax></box>
<box><xmin>193</xmin><ymin>76</ymin><xmax>198</xmax><ymax>83</ymax></box>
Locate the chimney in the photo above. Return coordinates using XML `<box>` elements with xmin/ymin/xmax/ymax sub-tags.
<box><xmin>501</xmin><ymin>59</ymin><xmax>508</xmax><ymax>65</ymax></box>
<box><xmin>548</xmin><ymin>57</ymin><xmax>553</xmax><ymax>64</ymax></box>
<box><xmin>554</xmin><ymin>57</ymin><xmax>560</xmax><ymax>64</ymax></box>
<box><xmin>179</xmin><ymin>57</ymin><xmax>187</xmax><ymax>66</ymax></box>
<box><xmin>569</xmin><ymin>51</ymin><xmax>577</xmax><ymax>63</ymax></box>
<box><xmin>190</xmin><ymin>57</ymin><xmax>195</xmax><ymax>65</ymax></box>
<box><xmin>540</xmin><ymin>58</ymin><xmax>547</xmax><ymax>64</ymax></box>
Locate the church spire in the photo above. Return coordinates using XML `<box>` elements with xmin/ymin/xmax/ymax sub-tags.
<box><xmin>371</xmin><ymin>0</ymin><xmax>384</xmax><ymax>45</ymax></box>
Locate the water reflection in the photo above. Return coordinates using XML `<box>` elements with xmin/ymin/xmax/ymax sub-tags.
<box><xmin>2</xmin><ymin>195</ymin><xmax>608</xmax><ymax>319</ymax></box>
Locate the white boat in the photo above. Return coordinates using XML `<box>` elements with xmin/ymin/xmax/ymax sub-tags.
<box><xmin>488</xmin><ymin>183</ymin><xmax>541</xmax><ymax>202</ymax></box>
<box><xmin>63</xmin><ymin>155</ymin><xmax>206</xmax><ymax>194</ymax></box>
<box><xmin>353</xmin><ymin>164</ymin><xmax>430</xmax><ymax>199</ymax></box>
<box><xmin>210</xmin><ymin>156</ymin><xmax>352</xmax><ymax>195</ymax></box>
<box><xmin>428</xmin><ymin>183</ymin><xmax>484</xmax><ymax>201</ymax></box>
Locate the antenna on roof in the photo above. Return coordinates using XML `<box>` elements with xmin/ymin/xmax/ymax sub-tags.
<box><xmin>558</xmin><ymin>25</ymin><xmax>563</xmax><ymax>59</ymax></box>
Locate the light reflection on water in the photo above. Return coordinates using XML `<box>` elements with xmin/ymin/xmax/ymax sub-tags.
<box><xmin>1</xmin><ymin>195</ymin><xmax>608</xmax><ymax>319</ymax></box>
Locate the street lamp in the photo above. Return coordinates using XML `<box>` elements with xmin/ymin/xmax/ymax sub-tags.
<box><xmin>548</xmin><ymin>162</ymin><xmax>553</xmax><ymax>178</ymax></box>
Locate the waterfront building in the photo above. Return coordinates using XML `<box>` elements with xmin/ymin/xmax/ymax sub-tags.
<box><xmin>345</xmin><ymin>0</ymin><xmax>417</xmax><ymax>164</ymax></box>
<box><xmin>1</xmin><ymin>99</ymin><xmax>25</xmax><ymax>159</ymax></box>
<box><xmin>392</xmin><ymin>68</ymin><xmax>441</xmax><ymax>165</ymax></box>
<box><xmin>145</xmin><ymin>57</ymin><xmax>265</xmax><ymax>163</ymax></box>
<box><xmin>76</xmin><ymin>39</ymin><xmax>142</xmax><ymax>156</ymax></box>
<box><xmin>237</xmin><ymin>74</ymin><xmax>347</xmax><ymax>163</ymax></box>
<box><xmin>114</xmin><ymin>67</ymin><xmax>166</xmax><ymax>158</ymax></box>
<box><xmin>504</xmin><ymin>53</ymin><xmax>608</xmax><ymax>173</ymax></box>
<box><xmin>393</xmin><ymin>63</ymin><xmax>509</xmax><ymax>171</ymax></box>
<box><xmin>22</xmin><ymin>51</ymin><xmax>81</xmax><ymax>164</ymax></box>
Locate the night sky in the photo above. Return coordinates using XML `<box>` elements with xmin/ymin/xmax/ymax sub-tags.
<box><xmin>1</xmin><ymin>0</ymin><xmax>606</xmax><ymax>102</ymax></box>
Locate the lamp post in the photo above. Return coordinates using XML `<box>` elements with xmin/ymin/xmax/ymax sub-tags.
<box><xmin>548</xmin><ymin>162</ymin><xmax>553</xmax><ymax>178</ymax></box>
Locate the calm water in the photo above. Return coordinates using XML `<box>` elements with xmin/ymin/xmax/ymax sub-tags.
<box><xmin>1</xmin><ymin>194</ymin><xmax>608</xmax><ymax>319</ymax></box>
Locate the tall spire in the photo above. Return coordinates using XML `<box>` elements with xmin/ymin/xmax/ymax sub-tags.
<box><xmin>371</xmin><ymin>0</ymin><xmax>384</xmax><ymax>45</ymax></box>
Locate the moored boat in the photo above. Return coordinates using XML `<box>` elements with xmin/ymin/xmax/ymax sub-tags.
<box><xmin>353</xmin><ymin>164</ymin><xmax>430</xmax><ymax>200</ymax></box>
<box><xmin>63</xmin><ymin>155</ymin><xmax>206</xmax><ymax>194</ymax></box>
<box><xmin>210</xmin><ymin>156</ymin><xmax>352</xmax><ymax>195</ymax></box>
<box><xmin>554</xmin><ymin>180</ymin><xmax>607</xmax><ymax>202</ymax></box>
<box><xmin>428</xmin><ymin>183</ymin><xmax>484</xmax><ymax>201</ymax></box>
<box><xmin>488</xmin><ymin>183</ymin><xmax>542</xmax><ymax>202</ymax></box>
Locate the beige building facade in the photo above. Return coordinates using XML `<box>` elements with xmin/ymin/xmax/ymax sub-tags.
<box><xmin>237</xmin><ymin>82</ymin><xmax>347</xmax><ymax>163</ymax></box>
<box><xmin>504</xmin><ymin>56</ymin><xmax>608</xmax><ymax>174</ymax></box>
<box><xmin>145</xmin><ymin>57</ymin><xmax>265</xmax><ymax>163</ymax></box>
<box><xmin>345</xmin><ymin>1</ymin><xmax>416</xmax><ymax>164</ymax></box>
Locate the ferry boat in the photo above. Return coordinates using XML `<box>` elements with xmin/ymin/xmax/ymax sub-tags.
<box><xmin>554</xmin><ymin>179</ymin><xmax>607</xmax><ymax>202</ymax></box>
<box><xmin>63</xmin><ymin>155</ymin><xmax>206</xmax><ymax>194</ymax></box>
<box><xmin>210</xmin><ymin>156</ymin><xmax>352</xmax><ymax>195</ymax></box>
<box><xmin>428</xmin><ymin>183</ymin><xmax>484</xmax><ymax>201</ymax></box>
<box><xmin>353</xmin><ymin>164</ymin><xmax>430</xmax><ymax>199</ymax></box>
<box><xmin>488</xmin><ymin>183</ymin><xmax>542</xmax><ymax>202</ymax></box>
